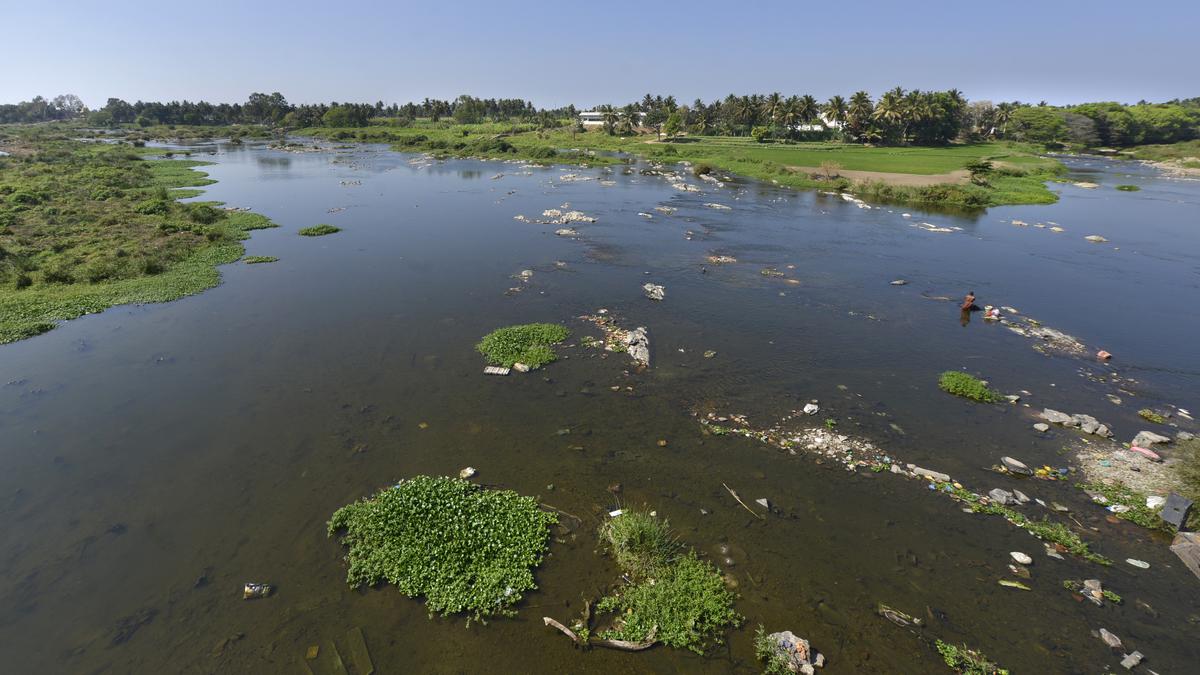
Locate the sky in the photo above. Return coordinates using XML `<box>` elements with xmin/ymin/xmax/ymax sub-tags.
<box><xmin>3</xmin><ymin>0</ymin><xmax>1197</xmax><ymax>109</ymax></box>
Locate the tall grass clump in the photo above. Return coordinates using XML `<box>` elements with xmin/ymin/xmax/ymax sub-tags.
<box><xmin>327</xmin><ymin>475</ymin><xmax>557</xmax><ymax>622</ymax></box>
<box><xmin>599</xmin><ymin>510</ymin><xmax>679</xmax><ymax>578</ymax></box>
<box><xmin>939</xmin><ymin>371</ymin><xmax>1000</xmax><ymax>403</ymax></box>
<box><xmin>476</xmin><ymin>322</ymin><xmax>569</xmax><ymax>368</ymax></box>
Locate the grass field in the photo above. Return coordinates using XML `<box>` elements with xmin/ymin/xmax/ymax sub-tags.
<box><xmin>1129</xmin><ymin>139</ymin><xmax>1200</xmax><ymax>167</ymax></box>
<box><xmin>299</xmin><ymin>121</ymin><xmax>1063</xmax><ymax>208</ymax></box>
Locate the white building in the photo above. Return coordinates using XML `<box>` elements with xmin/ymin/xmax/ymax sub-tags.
<box><xmin>577</xmin><ymin>110</ymin><xmax>647</xmax><ymax>127</ymax></box>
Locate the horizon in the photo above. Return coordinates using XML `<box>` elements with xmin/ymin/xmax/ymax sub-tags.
<box><xmin>4</xmin><ymin>0</ymin><xmax>1198</xmax><ymax>109</ymax></box>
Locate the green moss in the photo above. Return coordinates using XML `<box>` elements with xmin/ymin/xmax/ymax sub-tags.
<box><xmin>298</xmin><ymin>223</ymin><xmax>340</xmax><ymax>236</ymax></box>
<box><xmin>327</xmin><ymin>475</ymin><xmax>556</xmax><ymax>622</ymax></box>
<box><xmin>596</xmin><ymin>551</ymin><xmax>741</xmax><ymax>654</ymax></box>
<box><xmin>939</xmin><ymin>371</ymin><xmax>1001</xmax><ymax>403</ymax></box>
<box><xmin>935</xmin><ymin>640</ymin><xmax>1008</xmax><ymax>675</ymax></box>
<box><xmin>243</xmin><ymin>256</ymin><xmax>278</xmax><ymax>264</ymax></box>
<box><xmin>1137</xmin><ymin>408</ymin><xmax>1165</xmax><ymax>424</ymax></box>
<box><xmin>476</xmin><ymin>322</ymin><xmax>569</xmax><ymax>368</ymax></box>
<box><xmin>599</xmin><ymin>510</ymin><xmax>680</xmax><ymax>579</ymax></box>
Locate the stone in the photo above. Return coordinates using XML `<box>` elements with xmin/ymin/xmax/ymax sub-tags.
<box><xmin>512</xmin><ymin>362</ymin><xmax>531</xmax><ymax>373</ymax></box>
<box><xmin>988</xmin><ymin>488</ymin><xmax>1015</xmax><ymax>506</ymax></box>
<box><xmin>1001</xmin><ymin>456</ymin><xmax>1033</xmax><ymax>475</ymax></box>
<box><xmin>1005</xmin><ymin>394</ymin><xmax>1020</xmax><ymax>404</ymax></box>
<box><xmin>1010</xmin><ymin>551</ymin><xmax>1033</xmax><ymax>565</ymax></box>
<box><xmin>1120</xmin><ymin>651</ymin><xmax>1143</xmax><ymax>670</ymax></box>
<box><xmin>1098</xmin><ymin>628</ymin><xmax>1123</xmax><ymax>650</ymax></box>
<box><xmin>1178</xmin><ymin>431</ymin><xmax>1195</xmax><ymax>441</ymax></box>
<box><xmin>1044</xmin><ymin>543</ymin><xmax>1065</xmax><ymax>560</ymax></box>
<box><xmin>1160</xmin><ymin>493</ymin><xmax>1194</xmax><ymax>530</ymax></box>
<box><xmin>1012</xmin><ymin>489</ymin><xmax>1031</xmax><ymax>504</ymax></box>
<box><xmin>1074</xmin><ymin>414</ymin><xmax>1102</xmax><ymax>435</ymax></box>
<box><xmin>803</xmin><ymin>403</ymin><xmax>820</xmax><ymax>415</ymax></box>
<box><xmin>1170</xmin><ymin>532</ymin><xmax>1200</xmax><ymax>581</ymax></box>
<box><xmin>763</xmin><ymin>631</ymin><xmax>820</xmax><ymax>673</ymax></box>
<box><xmin>623</xmin><ymin>327</ymin><xmax>651</xmax><ymax>367</ymax></box>
<box><xmin>1033</xmin><ymin>423</ymin><xmax>1050</xmax><ymax>432</ymax></box>
<box><xmin>1095</xmin><ymin>424</ymin><xmax>1112</xmax><ymax>438</ymax></box>
<box><xmin>1042</xmin><ymin>408</ymin><xmax>1075</xmax><ymax>425</ymax></box>
<box><xmin>642</xmin><ymin>283</ymin><xmax>665</xmax><ymax>301</ymax></box>
<box><xmin>911</xmin><ymin>466</ymin><xmax>951</xmax><ymax>483</ymax></box>
<box><xmin>1131</xmin><ymin>430</ymin><xmax>1171</xmax><ymax>448</ymax></box>
<box><xmin>890</xmin><ymin>279</ymin><xmax>907</xmax><ymax>285</ymax></box>
<box><xmin>1085</xmin><ymin>234</ymin><xmax>1109</xmax><ymax>243</ymax></box>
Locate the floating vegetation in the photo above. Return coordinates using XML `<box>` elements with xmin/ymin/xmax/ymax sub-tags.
<box><xmin>476</xmin><ymin>322</ymin><xmax>569</xmax><ymax>369</ymax></box>
<box><xmin>1114</xmin><ymin>184</ymin><xmax>1140</xmax><ymax>191</ymax></box>
<box><xmin>327</xmin><ymin>475</ymin><xmax>557</xmax><ymax>621</ymax></box>
<box><xmin>243</xmin><ymin>256</ymin><xmax>278</xmax><ymax>264</ymax></box>
<box><xmin>935</xmin><ymin>640</ymin><xmax>1009</xmax><ymax>675</ymax></box>
<box><xmin>938</xmin><ymin>371</ymin><xmax>1000</xmax><ymax>403</ymax></box>
<box><xmin>1076</xmin><ymin>481</ymin><xmax>1171</xmax><ymax>532</ymax></box>
<box><xmin>299</xmin><ymin>223</ymin><xmax>341</xmax><ymax>236</ymax></box>
<box><xmin>1137</xmin><ymin>408</ymin><xmax>1165</xmax><ymax>424</ymax></box>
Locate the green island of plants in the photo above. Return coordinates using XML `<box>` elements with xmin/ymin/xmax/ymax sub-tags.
<box><xmin>592</xmin><ymin>509</ymin><xmax>741</xmax><ymax>654</ymax></box>
<box><xmin>298</xmin><ymin>223</ymin><xmax>340</xmax><ymax>236</ymax></box>
<box><xmin>938</xmin><ymin>371</ymin><xmax>1001</xmax><ymax>403</ymax></box>
<box><xmin>243</xmin><ymin>255</ymin><xmax>278</xmax><ymax>264</ymax></box>
<box><xmin>327</xmin><ymin>475</ymin><xmax>557</xmax><ymax>621</ymax></box>
<box><xmin>1137</xmin><ymin>408</ymin><xmax>1165</xmax><ymax>424</ymax></box>
<box><xmin>935</xmin><ymin>640</ymin><xmax>1009</xmax><ymax>675</ymax></box>
<box><xmin>476</xmin><ymin>322</ymin><xmax>569</xmax><ymax>368</ymax></box>
<box><xmin>0</xmin><ymin>127</ymin><xmax>277</xmax><ymax>344</ymax></box>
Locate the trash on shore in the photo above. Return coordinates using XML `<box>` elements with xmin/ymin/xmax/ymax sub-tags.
<box><xmin>484</xmin><ymin>366</ymin><xmax>511</xmax><ymax>376</ymax></box>
<box><xmin>242</xmin><ymin>583</ymin><xmax>272</xmax><ymax>600</ymax></box>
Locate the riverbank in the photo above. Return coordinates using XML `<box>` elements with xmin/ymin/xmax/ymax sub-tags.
<box><xmin>296</xmin><ymin>123</ymin><xmax>1065</xmax><ymax>209</ymax></box>
<box><xmin>0</xmin><ymin>126</ymin><xmax>277</xmax><ymax>343</ymax></box>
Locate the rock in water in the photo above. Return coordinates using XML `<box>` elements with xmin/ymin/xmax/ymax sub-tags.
<box><xmin>803</xmin><ymin>403</ymin><xmax>820</xmax><ymax>415</ymax></box>
<box><xmin>1131</xmin><ymin>430</ymin><xmax>1171</xmax><ymax>448</ymax></box>
<box><xmin>890</xmin><ymin>280</ymin><xmax>907</xmax><ymax>286</ymax></box>
<box><xmin>642</xmin><ymin>283</ymin><xmax>666</xmax><ymax>301</ymax></box>
<box><xmin>1042</xmin><ymin>409</ymin><xmax>1075</xmax><ymax>425</ymax></box>
<box><xmin>624</xmin><ymin>327</ymin><xmax>651</xmax><ymax>366</ymax></box>
<box><xmin>1010</xmin><ymin>551</ymin><xmax>1033</xmax><ymax>565</ymax></box>
<box><xmin>1098</xmin><ymin>628</ymin><xmax>1123</xmax><ymax>650</ymax></box>
<box><xmin>763</xmin><ymin>631</ymin><xmax>822</xmax><ymax>673</ymax></box>
<box><xmin>1033</xmin><ymin>423</ymin><xmax>1050</xmax><ymax>432</ymax></box>
<box><xmin>988</xmin><ymin>488</ymin><xmax>1015</xmax><ymax>506</ymax></box>
<box><xmin>1001</xmin><ymin>456</ymin><xmax>1033</xmax><ymax>475</ymax></box>
<box><xmin>1085</xmin><ymin>234</ymin><xmax>1108</xmax><ymax>243</ymax></box>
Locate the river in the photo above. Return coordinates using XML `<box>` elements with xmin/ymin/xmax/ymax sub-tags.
<box><xmin>1</xmin><ymin>142</ymin><xmax>1198</xmax><ymax>673</ymax></box>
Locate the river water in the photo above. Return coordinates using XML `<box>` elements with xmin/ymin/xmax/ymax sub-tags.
<box><xmin>1</xmin><ymin>143</ymin><xmax>1198</xmax><ymax>673</ymax></box>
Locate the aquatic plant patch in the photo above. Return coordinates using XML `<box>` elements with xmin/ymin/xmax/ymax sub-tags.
<box><xmin>938</xmin><ymin>371</ymin><xmax>1001</xmax><ymax>403</ymax></box>
<box><xmin>596</xmin><ymin>551</ymin><xmax>741</xmax><ymax>654</ymax></box>
<box><xmin>599</xmin><ymin>509</ymin><xmax>680</xmax><ymax>579</ymax></box>
<box><xmin>243</xmin><ymin>256</ymin><xmax>278</xmax><ymax>264</ymax></box>
<box><xmin>476</xmin><ymin>322</ymin><xmax>569</xmax><ymax>368</ymax></box>
<box><xmin>298</xmin><ymin>223</ymin><xmax>340</xmax><ymax>236</ymax></box>
<box><xmin>935</xmin><ymin>640</ymin><xmax>1008</xmax><ymax>675</ymax></box>
<box><xmin>1115</xmin><ymin>184</ymin><xmax>1140</xmax><ymax>191</ymax></box>
<box><xmin>328</xmin><ymin>475</ymin><xmax>557</xmax><ymax>621</ymax></box>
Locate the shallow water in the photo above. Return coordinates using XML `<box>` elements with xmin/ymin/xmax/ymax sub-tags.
<box><xmin>2</xmin><ymin>143</ymin><xmax>1198</xmax><ymax>673</ymax></box>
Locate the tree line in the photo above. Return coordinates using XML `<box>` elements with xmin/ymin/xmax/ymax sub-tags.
<box><xmin>4</xmin><ymin>90</ymin><xmax>1198</xmax><ymax>148</ymax></box>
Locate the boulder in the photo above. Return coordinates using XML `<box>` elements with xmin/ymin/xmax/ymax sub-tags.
<box><xmin>911</xmin><ymin>466</ymin><xmax>951</xmax><ymax>483</ymax></box>
<box><xmin>763</xmin><ymin>631</ymin><xmax>823</xmax><ymax>673</ymax></box>
<box><xmin>988</xmin><ymin>488</ymin><xmax>1015</xmax><ymax>506</ymax></box>
<box><xmin>1001</xmin><ymin>456</ymin><xmax>1033</xmax><ymax>475</ymax></box>
<box><xmin>642</xmin><ymin>283</ymin><xmax>665</xmax><ymax>301</ymax></box>
<box><xmin>624</xmin><ymin>327</ymin><xmax>650</xmax><ymax>366</ymax></box>
<box><xmin>1131</xmin><ymin>430</ymin><xmax>1171</xmax><ymax>448</ymax></box>
<box><xmin>1033</xmin><ymin>423</ymin><xmax>1050</xmax><ymax>433</ymax></box>
<box><xmin>1042</xmin><ymin>409</ymin><xmax>1075</xmax><ymax>425</ymax></box>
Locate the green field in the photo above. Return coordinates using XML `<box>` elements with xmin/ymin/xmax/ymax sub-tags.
<box><xmin>1128</xmin><ymin>139</ymin><xmax>1200</xmax><ymax>166</ymax></box>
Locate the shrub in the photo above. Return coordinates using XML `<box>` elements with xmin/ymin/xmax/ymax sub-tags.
<box><xmin>328</xmin><ymin>475</ymin><xmax>557</xmax><ymax>621</ymax></box>
<box><xmin>938</xmin><ymin>371</ymin><xmax>1000</xmax><ymax>403</ymax></box>
<box><xmin>186</xmin><ymin>203</ymin><xmax>223</xmax><ymax>224</ymax></box>
<box><xmin>299</xmin><ymin>224</ymin><xmax>341</xmax><ymax>236</ymax></box>
<box><xmin>692</xmin><ymin>162</ymin><xmax>714</xmax><ymax>177</ymax></box>
<box><xmin>599</xmin><ymin>510</ymin><xmax>679</xmax><ymax>578</ymax></box>
<box><xmin>476</xmin><ymin>323</ymin><xmax>569</xmax><ymax>368</ymax></box>
<box><xmin>754</xmin><ymin>626</ymin><xmax>797</xmax><ymax>675</ymax></box>
<box><xmin>134</xmin><ymin>198</ymin><xmax>172</xmax><ymax>215</ymax></box>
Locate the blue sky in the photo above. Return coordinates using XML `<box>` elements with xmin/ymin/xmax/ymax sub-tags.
<box><xmin>3</xmin><ymin>0</ymin><xmax>1197</xmax><ymax>108</ymax></box>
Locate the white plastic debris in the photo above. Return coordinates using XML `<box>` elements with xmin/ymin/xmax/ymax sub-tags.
<box><xmin>1125</xmin><ymin>558</ymin><xmax>1150</xmax><ymax>569</ymax></box>
<box><xmin>459</xmin><ymin>467</ymin><xmax>477</xmax><ymax>479</ymax></box>
<box><xmin>608</xmin><ymin>509</ymin><xmax>624</xmax><ymax>518</ymax></box>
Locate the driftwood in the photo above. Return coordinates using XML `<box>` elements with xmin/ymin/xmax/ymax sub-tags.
<box><xmin>542</xmin><ymin>617</ymin><xmax>658</xmax><ymax>651</ymax></box>
<box><xmin>722</xmin><ymin>483</ymin><xmax>766</xmax><ymax>520</ymax></box>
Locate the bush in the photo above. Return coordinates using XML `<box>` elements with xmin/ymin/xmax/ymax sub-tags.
<box><xmin>134</xmin><ymin>198</ymin><xmax>172</xmax><ymax>215</ymax></box>
<box><xmin>328</xmin><ymin>476</ymin><xmax>556</xmax><ymax>621</ymax></box>
<box><xmin>476</xmin><ymin>323</ymin><xmax>569</xmax><ymax>368</ymax></box>
<box><xmin>692</xmin><ymin>162</ymin><xmax>714</xmax><ymax>177</ymax></box>
<box><xmin>186</xmin><ymin>203</ymin><xmax>223</xmax><ymax>224</ymax></box>
<box><xmin>599</xmin><ymin>510</ymin><xmax>679</xmax><ymax>578</ymax></box>
<box><xmin>938</xmin><ymin>371</ymin><xmax>1000</xmax><ymax>403</ymax></box>
<box><xmin>299</xmin><ymin>224</ymin><xmax>341</xmax><ymax>236</ymax></box>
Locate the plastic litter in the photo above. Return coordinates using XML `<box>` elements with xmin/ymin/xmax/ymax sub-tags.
<box><xmin>1125</xmin><ymin>558</ymin><xmax>1150</xmax><ymax>569</ymax></box>
<box><xmin>1096</xmin><ymin>350</ymin><xmax>1112</xmax><ymax>360</ymax></box>
<box><xmin>242</xmin><ymin>583</ymin><xmax>272</xmax><ymax>600</ymax></box>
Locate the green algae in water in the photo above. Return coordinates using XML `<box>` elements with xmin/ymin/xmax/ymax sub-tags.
<box><xmin>299</xmin><ymin>224</ymin><xmax>341</xmax><ymax>236</ymax></box>
<box><xmin>938</xmin><ymin>371</ymin><xmax>1001</xmax><ymax>403</ymax></box>
<box><xmin>243</xmin><ymin>256</ymin><xmax>278</xmax><ymax>264</ymax></box>
<box><xmin>327</xmin><ymin>476</ymin><xmax>556</xmax><ymax>621</ymax></box>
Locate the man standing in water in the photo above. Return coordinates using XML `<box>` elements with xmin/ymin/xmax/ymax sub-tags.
<box><xmin>960</xmin><ymin>290</ymin><xmax>977</xmax><ymax>327</ymax></box>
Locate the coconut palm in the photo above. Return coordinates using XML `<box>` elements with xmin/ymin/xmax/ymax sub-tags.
<box><xmin>796</xmin><ymin>94</ymin><xmax>819</xmax><ymax>127</ymax></box>
<box><xmin>824</xmin><ymin>95</ymin><xmax>847</xmax><ymax>127</ymax></box>
<box><xmin>599</xmin><ymin>104</ymin><xmax>618</xmax><ymax>135</ymax></box>
<box><xmin>847</xmin><ymin>91</ymin><xmax>874</xmax><ymax>142</ymax></box>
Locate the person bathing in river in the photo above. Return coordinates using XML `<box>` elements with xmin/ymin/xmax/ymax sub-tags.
<box><xmin>961</xmin><ymin>291</ymin><xmax>977</xmax><ymax>311</ymax></box>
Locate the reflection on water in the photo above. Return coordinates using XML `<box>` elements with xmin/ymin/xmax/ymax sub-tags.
<box><xmin>1</xmin><ymin>145</ymin><xmax>1198</xmax><ymax>673</ymax></box>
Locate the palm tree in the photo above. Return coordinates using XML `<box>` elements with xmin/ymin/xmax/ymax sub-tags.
<box><xmin>599</xmin><ymin>104</ymin><xmax>618</xmax><ymax>135</ymax></box>
<box><xmin>762</xmin><ymin>92</ymin><xmax>783</xmax><ymax>128</ymax></box>
<box><xmin>796</xmin><ymin>95</ymin><xmax>819</xmax><ymax>127</ymax></box>
<box><xmin>823</xmin><ymin>95</ymin><xmax>847</xmax><ymax>127</ymax></box>
<box><xmin>872</xmin><ymin>87</ymin><xmax>905</xmax><ymax>142</ymax></box>
<box><xmin>779</xmin><ymin>96</ymin><xmax>800</xmax><ymax>137</ymax></box>
<box><xmin>995</xmin><ymin>102</ymin><xmax>1014</xmax><ymax>138</ymax></box>
<box><xmin>847</xmin><ymin>91</ymin><xmax>873</xmax><ymax>142</ymax></box>
<box><xmin>735</xmin><ymin>96</ymin><xmax>758</xmax><ymax>133</ymax></box>
<box><xmin>619</xmin><ymin>104</ymin><xmax>640</xmax><ymax>134</ymax></box>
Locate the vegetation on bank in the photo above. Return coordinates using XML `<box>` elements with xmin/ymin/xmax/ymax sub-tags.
<box><xmin>298</xmin><ymin>223</ymin><xmax>340</xmax><ymax>236</ymax></box>
<box><xmin>476</xmin><ymin>323</ymin><xmax>569</xmax><ymax>368</ymax></box>
<box><xmin>948</xmin><ymin>484</ymin><xmax>1111</xmax><ymax>565</ymax></box>
<box><xmin>938</xmin><ymin>371</ymin><xmax>1001</xmax><ymax>403</ymax></box>
<box><xmin>0</xmin><ymin>126</ymin><xmax>276</xmax><ymax>343</ymax></box>
<box><xmin>594</xmin><ymin>509</ymin><xmax>741</xmax><ymax>654</ymax></box>
<box><xmin>1128</xmin><ymin>139</ymin><xmax>1200</xmax><ymax>166</ymax></box>
<box><xmin>327</xmin><ymin>475</ymin><xmax>556</xmax><ymax>621</ymax></box>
